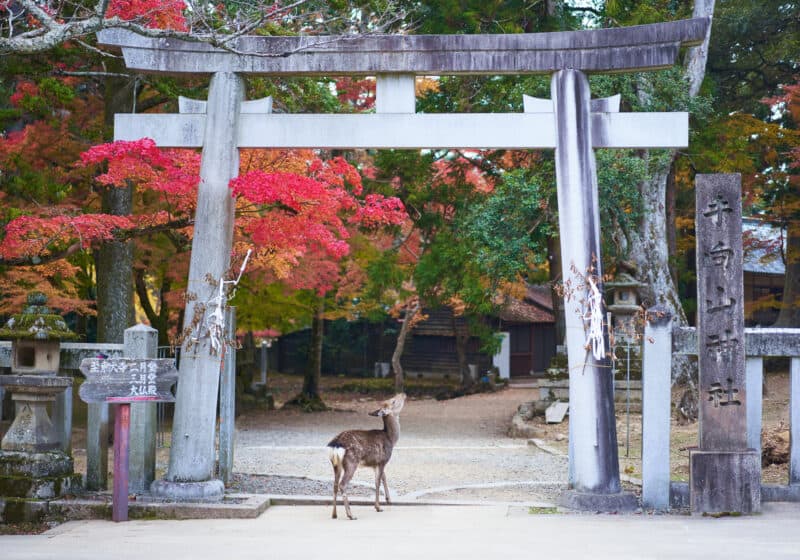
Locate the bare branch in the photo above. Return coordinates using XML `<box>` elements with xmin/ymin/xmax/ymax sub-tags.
<box><xmin>56</xmin><ymin>70</ymin><xmax>130</xmax><ymax>79</ymax></box>
<box><xmin>1</xmin><ymin>0</ymin><xmax>413</xmax><ymax>57</ymax></box>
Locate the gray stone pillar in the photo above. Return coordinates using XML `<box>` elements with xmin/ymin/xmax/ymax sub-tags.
<box><xmin>218</xmin><ymin>307</ymin><xmax>236</xmax><ymax>485</ymax></box>
<box><xmin>690</xmin><ymin>174</ymin><xmax>760</xmax><ymax>514</ymax></box>
<box><xmin>125</xmin><ymin>324</ymin><xmax>158</xmax><ymax>494</ymax></box>
<box><xmin>745</xmin><ymin>356</ymin><xmax>763</xmax><ymax>455</ymax></box>
<box><xmin>642</xmin><ymin>306</ymin><xmax>672</xmax><ymax>511</ymax></box>
<box><xmin>86</xmin><ymin>402</ymin><xmax>109</xmax><ymax>490</ymax></box>
<box><xmin>551</xmin><ymin>69</ymin><xmax>634</xmax><ymax>512</ymax></box>
<box><xmin>152</xmin><ymin>71</ymin><xmax>244</xmax><ymax>501</ymax></box>
<box><xmin>53</xmin><ymin>377</ymin><xmax>73</xmax><ymax>454</ymax></box>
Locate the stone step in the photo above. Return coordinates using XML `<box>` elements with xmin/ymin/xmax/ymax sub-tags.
<box><xmin>0</xmin><ymin>496</ymin><xmax>50</xmax><ymax>523</ymax></box>
<box><xmin>0</xmin><ymin>473</ymin><xmax>82</xmax><ymax>499</ymax></box>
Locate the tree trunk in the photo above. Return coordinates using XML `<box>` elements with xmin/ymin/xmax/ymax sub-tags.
<box><xmin>626</xmin><ymin>0</ymin><xmax>715</xmax><ymax>385</ymax></box>
<box><xmin>94</xmin><ymin>186</ymin><xmax>133</xmax><ymax>344</ymax></box>
<box><xmin>301</xmin><ymin>297</ymin><xmax>326</xmax><ymax>400</ymax></box>
<box><xmin>391</xmin><ymin>300</ymin><xmax>419</xmax><ymax>393</ymax></box>
<box><xmin>452</xmin><ymin>313</ymin><xmax>473</xmax><ymax>389</ymax></box>
<box><xmin>548</xmin><ymin>235</ymin><xmax>566</xmax><ymax>345</ymax></box>
<box><xmin>134</xmin><ymin>268</ymin><xmax>172</xmax><ymax>346</ymax></box>
<box><xmin>665</xmin><ymin>166</ymin><xmax>679</xmax><ymax>286</ymax></box>
<box><xmin>96</xmin><ymin>62</ymin><xmax>137</xmax><ymax>343</ymax></box>
<box><xmin>774</xmin><ymin>222</ymin><xmax>800</xmax><ymax>326</ymax></box>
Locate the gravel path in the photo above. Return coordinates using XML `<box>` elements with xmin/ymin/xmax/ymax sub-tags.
<box><xmin>231</xmin><ymin>387</ymin><xmax>569</xmax><ymax>504</ymax></box>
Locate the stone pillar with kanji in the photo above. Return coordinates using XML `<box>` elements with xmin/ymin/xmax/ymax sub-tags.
<box><xmin>690</xmin><ymin>174</ymin><xmax>760</xmax><ymax>514</ymax></box>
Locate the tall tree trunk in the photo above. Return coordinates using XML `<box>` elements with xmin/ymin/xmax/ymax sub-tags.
<box><xmin>774</xmin><ymin>222</ymin><xmax>800</xmax><ymax>326</ymax></box>
<box><xmin>300</xmin><ymin>296</ymin><xmax>325</xmax><ymax>400</ymax></box>
<box><xmin>96</xmin><ymin>63</ymin><xmax>137</xmax><ymax>342</ymax></box>
<box><xmin>134</xmin><ymin>268</ymin><xmax>172</xmax><ymax>346</ymax></box>
<box><xmin>548</xmin><ymin>235</ymin><xmax>566</xmax><ymax>345</ymax></box>
<box><xmin>665</xmin><ymin>166</ymin><xmax>679</xmax><ymax>286</ymax></box>
<box><xmin>391</xmin><ymin>299</ymin><xmax>419</xmax><ymax>393</ymax></box>
<box><xmin>95</xmin><ymin>184</ymin><xmax>133</xmax><ymax>343</ymax></box>
<box><xmin>626</xmin><ymin>0</ymin><xmax>715</xmax><ymax>384</ymax></box>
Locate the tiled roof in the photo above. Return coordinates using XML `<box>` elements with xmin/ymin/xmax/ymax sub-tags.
<box><xmin>498</xmin><ymin>284</ymin><xmax>555</xmax><ymax>323</ymax></box>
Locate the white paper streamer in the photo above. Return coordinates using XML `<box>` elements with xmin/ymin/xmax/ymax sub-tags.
<box><xmin>585</xmin><ymin>277</ymin><xmax>606</xmax><ymax>361</ymax></box>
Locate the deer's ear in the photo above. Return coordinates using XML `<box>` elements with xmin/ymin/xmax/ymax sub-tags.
<box><xmin>391</xmin><ymin>393</ymin><xmax>406</xmax><ymax>412</ymax></box>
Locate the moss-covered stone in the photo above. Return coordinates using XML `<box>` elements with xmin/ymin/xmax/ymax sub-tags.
<box><xmin>0</xmin><ymin>497</ymin><xmax>49</xmax><ymax>523</ymax></box>
<box><xmin>0</xmin><ymin>473</ymin><xmax>82</xmax><ymax>499</ymax></box>
<box><xmin>0</xmin><ymin>292</ymin><xmax>78</xmax><ymax>341</ymax></box>
<box><xmin>0</xmin><ymin>451</ymin><xmax>74</xmax><ymax>478</ymax></box>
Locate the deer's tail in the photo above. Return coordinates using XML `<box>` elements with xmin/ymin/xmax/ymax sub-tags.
<box><xmin>328</xmin><ymin>445</ymin><xmax>346</xmax><ymax>467</ymax></box>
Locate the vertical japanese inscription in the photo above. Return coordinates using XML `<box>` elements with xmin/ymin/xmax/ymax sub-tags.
<box><xmin>695</xmin><ymin>174</ymin><xmax>747</xmax><ymax>450</ymax></box>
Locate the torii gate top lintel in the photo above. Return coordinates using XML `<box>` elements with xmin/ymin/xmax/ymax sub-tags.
<box><xmin>97</xmin><ymin>17</ymin><xmax>709</xmax><ymax>76</ymax></box>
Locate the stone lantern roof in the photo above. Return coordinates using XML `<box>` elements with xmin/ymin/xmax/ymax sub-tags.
<box><xmin>605</xmin><ymin>272</ymin><xmax>644</xmax><ymax>290</ymax></box>
<box><xmin>0</xmin><ymin>292</ymin><xmax>78</xmax><ymax>341</ymax></box>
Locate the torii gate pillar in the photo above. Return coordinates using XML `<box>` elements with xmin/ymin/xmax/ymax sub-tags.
<box><xmin>150</xmin><ymin>72</ymin><xmax>244</xmax><ymax>501</ymax></box>
<box><xmin>551</xmin><ymin>69</ymin><xmax>635</xmax><ymax>510</ymax></box>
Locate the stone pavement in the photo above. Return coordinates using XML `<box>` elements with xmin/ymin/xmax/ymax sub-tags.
<box><xmin>4</xmin><ymin>503</ymin><xmax>800</xmax><ymax>560</ymax></box>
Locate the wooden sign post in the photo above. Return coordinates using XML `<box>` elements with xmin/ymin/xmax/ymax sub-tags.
<box><xmin>79</xmin><ymin>358</ymin><xmax>178</xmax><ymax>522</ymax></box>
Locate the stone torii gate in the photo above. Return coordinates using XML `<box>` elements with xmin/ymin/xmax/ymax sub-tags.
<box><xmin>98</xmin><ymin>17</ymin><xmax>709</xmax><ymax>509</ymax></box>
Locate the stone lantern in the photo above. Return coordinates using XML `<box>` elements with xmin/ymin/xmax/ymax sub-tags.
<box><xmin>2</xmin><ymin>292</ymin><xmax>75</xmax><ymax>375</ymax></box>
<box><xmin>606</xmin><ymin>273</ymin><xmax>644</xmax><ymax>343</ymax></box>
<box><xmin>0</xmin><ymin>293</ymin><xmax>81</xmax><ymax>520</ymax></box>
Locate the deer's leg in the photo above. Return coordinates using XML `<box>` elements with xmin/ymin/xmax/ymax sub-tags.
<box><xmin>332</xmin><ymin>463</ymin><xmax>341</xmax><ymax>519</ymax></box>
<box><xmin>339</xmin><ymin>462</ymin><xmax>358</xmax><ymax>520</ymax></box>
<box><xmin>374</xmin><ymin>467</ymin><xmax>383</xmax><ymax>512</ymax></box>
<box><xmin>381</xmin><ymin>470</ymin><xmax>391</xmax><ymax>505</ymax></box>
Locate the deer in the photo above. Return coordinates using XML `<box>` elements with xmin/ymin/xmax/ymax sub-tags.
<box><xmin>327</xmin><ymin>393</ymin><xmax>406</xmax><ymax>520</ymax></box>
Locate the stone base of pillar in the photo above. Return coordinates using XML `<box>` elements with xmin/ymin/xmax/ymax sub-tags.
<box><xmin>558</xmin><ymin>489</ymin><xmax>638</xmax><ymax>512</ymax></box>
<box><xmin>690</xmin><ymin>449</ymin><xmax>761</xmax><ymax>514</ymax></box>
<box><xmin>0</xmin><ymin>449</ymin><xmax>81</xmax><ymax>522</ymax></box>
<box><xmin>0</xmin><ymin>450</ymin><xmax>73</xmax><ymax>478</ymax></box>
<box><xmin>150</xmin><ymin>478</ymin><xmax>224</xmax><ymax>502</ymax></box>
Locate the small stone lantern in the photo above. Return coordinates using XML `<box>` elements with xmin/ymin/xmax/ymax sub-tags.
<box><xmin>1</xmin><ymin>292</ymin><xmax>76</xmax><ymax>375</ymax></box>
<box><xmin>0</xmin><ymin>293</ymin><xmax>81</xmax><ymax>521</ymax></box>
<box><xmin>606</xmin><ymin>273</ymin><xmax>644</xmax><ymax>343</ymax></box>
<box><xmin>0</xmin><ymin>292</ymin><xmax>76</xmax><ymax>455</ymax></box>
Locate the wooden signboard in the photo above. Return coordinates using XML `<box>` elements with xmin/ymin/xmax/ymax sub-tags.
<box><xmin>78</xmin><ymin>357</ymin><xmax>178</xmax><ymax>522</ymax></box>
<box><xmin>79</xmin><ymin>358</ymin><xmax>177</xmax><ymax>403</ymax></box>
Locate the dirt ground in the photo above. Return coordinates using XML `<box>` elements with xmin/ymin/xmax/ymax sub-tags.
<box><xmin>534</xmin><ymin>370</ymin><xmax>792</xmax><ymax>484</ymax></box>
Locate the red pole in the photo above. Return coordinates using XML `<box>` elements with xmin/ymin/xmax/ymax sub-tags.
<box><xmin>112</xmin><ymin>403</ymin><xmax>131</xmax><ymax>522</ymax></box>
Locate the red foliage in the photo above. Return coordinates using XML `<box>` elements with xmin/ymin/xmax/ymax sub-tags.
<box><xmin>335</xmin><ymin>78</ymin><xmax>376</xmax><ymax>112</ymax></box>
<box><xmin>80</xmin><ymin>139</ymin><xmax>200</xmax><ymax>211</ymax></box>
<box><xmin>1</xmin><ymin>214</ymin><xmax>134</xmax><ymax>260</ymax></box>
<box><xmin>432</xmin><ymin>156</ymin><xmax>495</xmax><ymax>193</ymax></box>
<box><xmin>232</xmin><ymin>154</ymin><xmax>406</xmax><ymax>293</ymax></box>
<box><xmin>352</xmin><ymin>194</ymin><xmax>407</xmax><ymax>228</ymax></box>
<box><xmin>106</xmin><ymin>0</ymin><xmax>188</xmax><ymax>31</ymax></box>
<box><xmin>9</xmin><ymin>81</ymin><xmax>39</xmax><ymax>108</ymax></box>
<box><xmin>763</xmin><ymin>81</ymin><xmax>800</xmax><ymax>169</ymax></box>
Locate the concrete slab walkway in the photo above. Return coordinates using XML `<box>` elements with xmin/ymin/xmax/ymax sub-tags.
<box><xmin>4</xmin><ymin>503</ymin><xmax>800</xmax><ymax>560</ymax></box>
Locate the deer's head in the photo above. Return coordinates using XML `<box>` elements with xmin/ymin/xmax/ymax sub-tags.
<box><xmin>369</xmin><ymin>393</ymin><xmax>406</xmax><ymax>417</ymax></box>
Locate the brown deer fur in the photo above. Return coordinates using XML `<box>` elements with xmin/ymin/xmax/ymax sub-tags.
<box><xmin>327</xmin><ymin>393</ymin><xmax>406</xmax><ymax>520</ymax></box>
